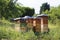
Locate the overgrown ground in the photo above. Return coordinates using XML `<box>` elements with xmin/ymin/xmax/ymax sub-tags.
<box><xmin>0</xmin><ymin>19</ymin><xmax>60</xmax><ymax>40</ymax></box>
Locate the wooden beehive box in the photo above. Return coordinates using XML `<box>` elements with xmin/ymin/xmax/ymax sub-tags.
<box><xmin>11</xmin><ymin>14</ymin><xmax>48</xmax><ymax>33</ymax></box>
<box><xmin>20</xmin><ymin>19</ymin><xmax>27</xmax><ymax>32</ymax></box>
<box><xmin>14</xmin><ymin>19</ymin><xmax>20</xmax><ymax>31</ymax></box>
<box><xmin>27</xmin><ymin>18</ymin><xmax>33</xmax><ymax>28</ymax></box>
<box><xmin>40</xmin><ymin>14</ymin><xmax>48</xmax><ymax>33</ymax></box>
<box><xmin>41</xmin><ymin>16</ymin><xmax>48</xmax><ymax>32</ymax></box>
<box><xmin>33</xmin><ymin>18</ymin><xmax>41</xmax><ymax>32</ymax></box>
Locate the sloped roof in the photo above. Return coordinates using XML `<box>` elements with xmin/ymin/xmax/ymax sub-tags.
<box><xmin>23</xmin><ymin>16</ymin><xmax>31</xmax><ymax>19</ymax></box>
<box><xmin>11</xmin><ymin>14</ymin><xmax>48</xmax><ymax>21</ymax></box>
<box><xmin>37</xmin><ymin>14</ymin><xmax>48</xmax><ymax>17</ymax></box>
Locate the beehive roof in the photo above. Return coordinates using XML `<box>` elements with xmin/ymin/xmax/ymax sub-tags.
<box><xmin>37</xmin><ymin>14</ymin><xmax>48</xmax><ymax>17</ymax></box>
<box><xmin>11</xmin><ymin>14</ymin><xmax>48</xmax><ymax>21</ymax></box>
<box><xmin>23</xmin><ymin>16</ymin><xmax>31</xmax><ymax>19</ymax></box>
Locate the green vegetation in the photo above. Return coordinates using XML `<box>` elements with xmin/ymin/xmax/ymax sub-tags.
<box><xmin>40</xmin><ymin>3</ymin><xmax>50</xmax><ymax>14</ymax></box>
<box><xmin>0</xmin><ymin>0</ymin><xmax>35</xmax><ymax>19</ymax></box>
<box><xmin>0</xmin><ymin>19</ymin><xmax>60</xmax><ymax>40</ymax></box>
<box><xmin>44</xmin><ymin>6</ymin><xmax>60</xmax><ymax>25</ymax></box>
<box><xmin>38</xmin><ymin>4</ymin><xmax>60</xmax><ymax>40</ymax></box>
<box><xmin>0</xmin><ymin>0</ymin><xmax>60</xmax><ymax>40</ymax></box>
<box><xmin>0</xmin><ymin>13</ymin><xmax>60</xmax><ymax>40</ymax></box>
<box><xmin>21</xmin><ymin>7</ymin><xmax>35</xmax><ymax>17</ymax></box>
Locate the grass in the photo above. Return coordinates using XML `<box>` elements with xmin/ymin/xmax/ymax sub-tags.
<box><xmin>0</xmin><ymin>19</ymin><xmax>60</xmax><ymax>40</ymax></box>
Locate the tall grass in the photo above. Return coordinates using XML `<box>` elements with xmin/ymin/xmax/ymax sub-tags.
<box><xmin>0</xmin><ymin>19</ymin><xmax>60</xmax><ymax>40</ymax></box>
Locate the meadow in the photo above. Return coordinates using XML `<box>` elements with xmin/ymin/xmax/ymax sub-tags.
<box><xmin>0</xmin><ymin>19</ymin><xmax>60</xmax><ymax>40</ymax></box>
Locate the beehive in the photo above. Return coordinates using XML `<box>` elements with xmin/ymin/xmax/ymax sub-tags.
<box><xmin>11</xmin><ymin>14</ymin><xmax>48</xmax><ymax>33</ymax></box>
<box><xmin>12</xmin><ymin>18</ymin><xmax>20</xmax><ymax>31</ymax></box>
<box><xmin>37</xmin><ymin>14</ymin><xmax>48</xmax><ymax>33</ymax></box>
<box><xmin>33</xmin><ymin>18</ymin><xmax>41</xmax><ymax>32</ymax></box>
<box><xmin>27</xmin><ymin>18</ymin><xmax>33</xmax><ymax>28</ymax></box>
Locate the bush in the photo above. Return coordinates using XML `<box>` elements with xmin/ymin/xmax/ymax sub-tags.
<box><xmin>0</xmin><ymin>27</ymin><xmax>21</xmax><ymax>40</ymax></box>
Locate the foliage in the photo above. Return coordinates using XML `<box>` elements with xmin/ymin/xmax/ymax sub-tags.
<box><xmin>0</xmin><ymin>1</ymin><xmax>60</xmax><ymax>40</ymax></box>
<box><xmin>40</xmin><ymin>2</ymin><xmax>50</xmax><ymax>14</ymax></box>
<box><xmin>0</xmin><ymin>27</ymin><xmax>21</xmax><ymax>40</ymax></box>
<box><xmin>0</xmin><ymin>27</ymin><xmax>37</xmax><ymax>40</ymax></box>
<box><xmin>21</xmin><ymin>7</ymin><xmax>35</xmax><ymax>17</ymax></box>
<box><xmin>0</xmin><ymin>19</ymin><xmax>60</xmax><ymax>40</ymax></box>
<box><xmin>0</xmin><ymin>0</ymin><xmax>22</xmax><ymax>19</ymax></box>
<box><xmin>42</xmin><ymin>5</ymin><xmax>60</xmax><ymax>25</ymax></box>
<box><xmin>0</xmin><ymin>19</ymin><xmax>37</xmax><ymax>40</ymax></box>
<box><xmin>0</xmin><ymin>0</ymin><xmax>35</xmax><ymax>19</ymax></box>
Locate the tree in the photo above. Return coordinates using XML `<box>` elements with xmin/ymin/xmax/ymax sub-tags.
<box><xmin>0</xmin><ymin>0</ymin><xmax>35</xmax><ymax>19</ymax></box>
<box><xmin>21</xmin><ymin>7</ymin><xmax>35</xmax><ymax>17</ymax></box>
<box><xmin>40</xmin><ymin>3</ymin><xmax>50</xmax><ymax>14</ymax></box>
<box><xmin>43</xmin><ymin>5</ymin><xmax>60</xmax><ymax>24</ymax></box>
<box><xmin>0</xmin><ymin>0</ymin><xmax>25</xmax><ymax>19</ymax></box>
